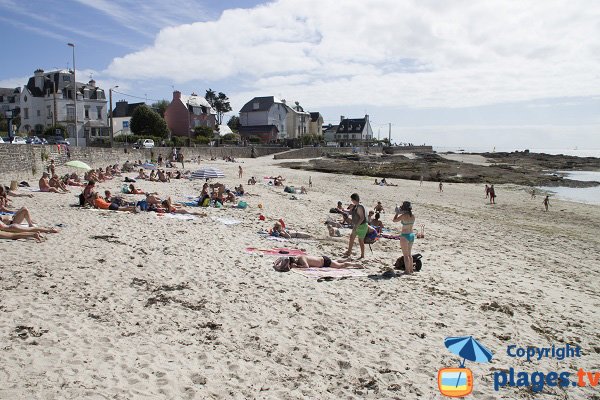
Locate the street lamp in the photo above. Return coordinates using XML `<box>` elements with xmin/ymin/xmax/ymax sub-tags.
<box><xmin>67</xmin><ymin>43</ymin><xmax>78</xmax><ymax>146</ymax></box>
<box><xmin>109</xmin><ymin>85</ymin><xmax>119</xmax><ymax>147</ymax></box>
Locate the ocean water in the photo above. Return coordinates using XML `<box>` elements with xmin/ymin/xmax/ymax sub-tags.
<box><xmin>434</xmin><ymin>146</ymin><xmax>600</xmax><ymax>158</ymax></box>
<box><xmin>538</xmin><ymin>170</ymin><xmax>600</xmax><ymax>205</ymax></box>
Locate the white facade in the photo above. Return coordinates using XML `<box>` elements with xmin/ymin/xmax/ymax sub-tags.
<box><xmin>239</xmin><ymin>98</ymin><xmax>289</xmax><ymax>138</ymax></box>
<box><xmin>18</xmin><ymin>69</ymin><xmax>107</xmax><ymax>145</ymax></box>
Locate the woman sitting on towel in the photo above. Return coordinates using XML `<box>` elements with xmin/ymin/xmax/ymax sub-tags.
<box><xmin>136</xmin><ymin>169</ymin><xmax>149</xmax><ymax>180</ymax></box>
<box><xmin>270</xmin><ymin>221</ymin><xmax>312</xmax><ymax>239</ymax></box>
<box><xmin>288</xmin><ymin>255</ymin><xmax>363</xmax><ymax>269</ymax></box>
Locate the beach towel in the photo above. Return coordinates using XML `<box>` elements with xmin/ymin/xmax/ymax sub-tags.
<box><xmin>183</xmin><ymin>201</ymin><xmax>199</xmax><ymax>207</ymax></box>
<box><xmin>380</xmin><ymin>233</ymin><xmax>402</xmax><ymax>240</ymax></box>
<box><xmin>157</xmin><ymin>213</ymin><xmax>197</xmax><ymax>221</ymax></box>
<box><xmin>212</xmin><ymin>217</ymin><xmax>241</xmax><ymax>225</ymax></box>
<box><xmin>292</xmin><ymin>268</ymin><xmax>368</xmax><ymax>280</ymax></box>
<box><xmin>245</xmin><ymin>247</ymin><xmax>306</xmax><ymax>256</ymax></box>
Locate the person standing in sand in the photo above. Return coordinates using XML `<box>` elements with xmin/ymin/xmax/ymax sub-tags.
<box><xmin>485</xmin><ymin>184</ymin><xmax>490</xmax><ymax>198</ymax></box>
<box><xmin>393</xmin><ymin>201</ymin><xmax>416</xmax><ymax>274</ymax></box>
<box><xmin>309</xmin><ymin>176</ymin><xmax>312</xmax><ymax>188</ymax></box>
<box><xmin>239</xmin><ymin>166</ymin><xmax>243</xmax><ymax>179</ymax></box>
<box><xmin>531</xmin><ymin>188</ymin><xmax>536</xmax><ymax>199</ymax></box>
<box><xmin>489</xmin><ymin>184</ymin><xmax>496</xmax><ymax>204</ymax></box>
<box><xmin>439</xmin><ymin>181</ymin><xmax>443</xmax><ymax>192</ymax></box>
<box><xmin>543</xmin><ymin>195</ymin><xmax>550</xmax><ymax>211</ymax></box>
<box><xmin>344</xmin><ymin>193</ymin><xmax>367</xmax><ymax>259</ymax></box>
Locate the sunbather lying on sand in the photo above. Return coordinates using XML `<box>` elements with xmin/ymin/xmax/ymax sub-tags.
<box><xmin>0</xmin><ymin>230</ymin><xmax>45</xmax><ymax>242</ymax></box>
<box><xmin>1</xmin><ymin>206</ymin><xmax>36</xmax><ymax>227</ymax></box>
<box><xmin>0</xmin><ymin>220</ymin><xmax>58</xmax><ymax>234</ymax></box>
<box><xmin>159</xmin><ymin>198</ymin><xmax>207</xmax><ymax>217</ymax></box>
<box><xmin>289</xmin><ymin>255</ymin><xmax>363</xmax><ymax>269</ymax></box>
<box><xmin>93</xmin><ymin>192</ymin><xmax>137</xmax><ymax>213</ymax></box>
<box><xmin>271</xmin><ymin>221</ymin><xmax>312</xmax><ymax>238</ymax></box>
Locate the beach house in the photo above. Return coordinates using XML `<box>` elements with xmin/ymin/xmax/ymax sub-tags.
<box><xmin>164</xmin><ymin>91</ymin><xmax>217</xmax><ymax>139</ymax></box>
<box><xmin>111</xmin><ymin>100</ymin><xmax>145</xmax><ymax>140</ymax></box>
<box><xmin>308</xmin><ymin>112</ymin><xmax>324</xmax><ymax>137</ymax></box>
<box><xmin>238</xmin><ymin>96</ymin><xmax>289</xmax><ymax>143</ymax></box>
<box><xmin>18</xmin><ymin>69</ymin><xmax>108</xmax><ymax>145</ymax></box>
<box><xmin>335</xmin><ymin>115</ymin><xmax>373</xmax><ymax>146</ymax></box>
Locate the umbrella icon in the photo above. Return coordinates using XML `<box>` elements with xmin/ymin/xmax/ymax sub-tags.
<box><xmin>444</xmin><ymin>336</ymin><xmax>492</xmax><ymax>390</ymax></box>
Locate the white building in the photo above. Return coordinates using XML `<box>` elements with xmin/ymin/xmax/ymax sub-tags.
<box><xmin>18</xmin><ymin>69</ymin><xmax>108</xmax><ymax>145</ymax></box>
<box><xmin>285</xmin><ymin>101</ymin><xmax>311</xmax><ymax>140</ymax></box>
<box><xmin>239</xmin><ymin>96</ymin><xmax>289</xmax><ymax>142</ymax></box>
<box><xmin>335</xmin><ymin>115</ymin><xmax>373</xmax><ymax>146</ymax></box>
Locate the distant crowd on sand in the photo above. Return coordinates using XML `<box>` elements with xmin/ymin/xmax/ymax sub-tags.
<box><xmin>2</xmin><ymin>158</ymin><xmax>555</xmax><ymax>276</ymax></box>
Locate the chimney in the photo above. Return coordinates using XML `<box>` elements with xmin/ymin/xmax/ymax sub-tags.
<box><xmin>340</xmin><ymin>115</ymin><xmax>345</xmax><ymax>122</ymax></box>
<box><xmin>88</xmin><ymin>79</ymin><xmax>96</xmax><ymax>87</ymax></box>
<box><xmin>34</xmin><ymin>69</ymin><xmax>45</xmax><ymax>90</ymax></box>
<box><xmin>364</xmin><ymin>114</ymin><xmax>369</xmax><ymax>123</ymax></box>
<box><xmin>173</xmin><ymin>90</ymin><xmax>181</xmax><ymax>100</ymax></box>
<box><xmin>281</xmin><ymin>99</ymin><xmax>286</xmax><ymax>104</ymax></box>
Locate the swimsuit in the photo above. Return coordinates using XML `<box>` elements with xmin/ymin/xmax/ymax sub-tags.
<box><xmin>356</xmin><ymin>223</ymin><xmax>368</xmax><ymax>239</ymax></box>
<box><xmin>322</xmin><ymin>256</ymin><xmax>332</xmax><ymax>268</ymax></box>
<box><xmin>400</xmin><ymin>232</ymin><xmax>416</xmax><ymax>243</ymax></box>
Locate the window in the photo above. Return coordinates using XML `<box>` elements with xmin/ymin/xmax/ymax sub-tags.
<box><xmin>47</xmin><ymin>105</ymin><xmax>52</xmax><ymax>119</ymax></box>
<box><xmin>23</xmin><ymin>108</ymin><xmax>29</xmax><ymax>119</ymax></box>
<box><xmin>66</xmin><ymin>105</ymin><xmax>75</xmax><ymax>120</ymax></box>
<box><xmin>253</xmin><ymin>102</ymin><xmax>259</xmax><ymax>110</ymax></box>
<box><xmin>37</xmin><ymin>110</ymin><xmax>41</xmax><ymax>117</ymax></box>
<box><xmin>84</xmin><ymin>106</ymin><xmax>90</xmax><ymax>119</ymax></box>
<box><xmin>63</xmin><ymin>75</ymin><xmax>71</xmax><ymax>82</ymax></box>
<box><xmin>97</xmin><ymin>106</ymin><xmax>102</xmax><ymax>120</ymax></box>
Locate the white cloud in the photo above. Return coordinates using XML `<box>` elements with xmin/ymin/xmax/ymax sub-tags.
<box><xmin>102</xmin><ymin>0</ymin><xmax>600</xmax><ymax>109</ymax></box>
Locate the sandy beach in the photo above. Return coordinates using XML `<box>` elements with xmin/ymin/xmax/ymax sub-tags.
<box><xmin>1</xmin><ymin>155</ymin><xmax>599</xmax><ymax>399</ymax></box>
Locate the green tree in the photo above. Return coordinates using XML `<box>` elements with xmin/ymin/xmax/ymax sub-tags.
<box><xmin>194</xmin><ymin>126</ymin><xmax>214</xmax><ymax>138</ymax></box>
<box><xmin>205</xmin><ymin>88</ymin><xmax>232</xmax><ymax>125</ymax></box>
<box><xmin>130</xmin><ymin>105</ymin><xmax>169</xmax><ymax>138</ymax></box>
<box><xmin>151</xmin><ymin>99</ymin><xmax>169</xmax><ymax>118</ymax></box>
<box><xmin>43</xmin><ymin>124</ymin><xmax>68</xmax><ymax>138</ymax></box>
<box><xmin>227</xmin><ymin>115</ymin><xmax>241</xmax><ymax>132</ymax></box>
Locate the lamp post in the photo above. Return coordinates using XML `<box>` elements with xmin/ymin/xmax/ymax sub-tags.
<box><xmin>109</xmin><ymin>85</ymin><xmax>118</xmax><ymax>147</ymax></box>
<box><xmin>67</xmin><ymin>43</ymin><xmax>78</xmax><ymax>146</ymax></box>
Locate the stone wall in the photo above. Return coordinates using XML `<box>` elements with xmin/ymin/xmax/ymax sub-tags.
<box><xmin>273</xmin><ymin>146</ymin><xmax>384</xmax><ymax>160</ymax></box>
<box><xmin>0</xmin><ymin>144</ymin><xmax>288</xmax><ymax>182</ymax></box>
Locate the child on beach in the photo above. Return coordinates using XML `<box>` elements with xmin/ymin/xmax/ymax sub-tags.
<box><xmin>543</xmin><ymin>195</ymin><xmax>550</xmax><ymax>211</ymax></box>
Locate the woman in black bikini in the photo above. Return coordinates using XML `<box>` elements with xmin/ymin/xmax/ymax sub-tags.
<box><xmin>288</xmin><ymin>255</ymin><xmax>363</xmax><ymax>269</ymax></box>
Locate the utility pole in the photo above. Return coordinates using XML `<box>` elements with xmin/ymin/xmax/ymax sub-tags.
<box><xmin>388</xmin><ymin>122</ymin><xmax>391</xmax><ymax>145</ymax></box>
<box><xmin>109</xmin><ymin>86</ymin><xmax>118</xmax><ymax>147</ymax></box>
<box><xmin>67</xmin><ymin>43</ymin><xmax>78</xmax><ymax>146</ymax></box>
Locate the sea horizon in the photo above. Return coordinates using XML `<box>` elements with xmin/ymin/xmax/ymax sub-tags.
<box><xmin>433</xmin><ymin>146</ymin><xmax>600</xmax><ymax>158</ymax></box>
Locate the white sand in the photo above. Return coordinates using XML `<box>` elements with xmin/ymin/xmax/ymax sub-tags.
<box><xmin>439</xmin><ymin>153</ymin><xmax>492</xmax><ymax>166</ymax></box>
<box><xmin>1</xmin><ymin>156</ymin><xmax>599</xmax><ymax>399</ymax></box>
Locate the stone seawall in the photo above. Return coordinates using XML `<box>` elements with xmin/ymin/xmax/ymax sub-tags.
<box><xmin>0</xmin><ymin>144</ymin><xmax>288</xmax><ymax>182</ymax></box>
<box><xmin>273</xmin><ymin>146</ymin><xmax>384</xmax><ymax>160</ymax></box>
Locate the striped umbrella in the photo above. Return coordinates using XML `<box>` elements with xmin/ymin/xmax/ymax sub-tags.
<box><xmin>189</xmin><ymin>167</ymin><xmax>225</xmax><ymax>180</ymax></box>
<box><xmin>141</xmin><ymin>162</ymin><xmax>156</xmax><ymax>170</ymax></box>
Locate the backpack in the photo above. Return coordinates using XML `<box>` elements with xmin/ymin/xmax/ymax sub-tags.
<box><xmin>394</xmin><ymin>253</ymin><xmax>423</xmax><ymax>272</ymax></box>
<box><xmin>273</xmin><ymin>257</ymin><xmax>291</xmax><ymax>272</ymax></box>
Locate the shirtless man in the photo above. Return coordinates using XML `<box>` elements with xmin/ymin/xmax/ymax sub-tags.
<box><xmin>289</xmin><ymin>255</ymin><xmax>363</xmax><ymax>269</ymax></box>
<box><xmin>49</xmin><ymin>174</ymin><xmax>69</xmax><ymax>192</ymax></box>
<box><xmin>39</xmin><ymin>173</ymin><xmax>64</xmax><ymax>193</ymax></box>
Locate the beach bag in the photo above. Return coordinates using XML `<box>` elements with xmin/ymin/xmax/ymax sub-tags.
<box><xmin>121</xmin><ymin>184</ymin><xmax>129</xmax><ymax>194</ymax></box>
<box><xmin>273</xmin><ymin>257</ymin><xmax>291</xmax><ymax>272</ymax></box>
<box><xmin>78</xmin><ymin>193</ymin><xmax>85</xmax><ymax>206</ymax></box>
<box><xmin>363</xmin><ymin>225</ymin><xmax>379</xmax><ymax>252</ymax></box>
<box><xmin>10</xmin><ymin>180</ymin><xmax>18</xmax><ymax>191</ymax></box>
<box><xmin>237</xmin><ymin>201</ymin><xmax>248</xmax><ymax>209</ymax></box>
<box><xmin>395</xmin><ymin>253</ymin><xmax>423</xmax><ymax>272</ymax></box>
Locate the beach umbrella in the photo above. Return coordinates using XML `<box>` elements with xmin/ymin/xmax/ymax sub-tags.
<box><xmin>64</xmin><ymin>160</ymin><xmax>92</xmax><ymax>170</ymax></box>
<box><xmin>444</xmin><ymin>336</ymin><xmax>493</xmax><ymax>388</ymax></box>
<box><xmin>189</xmin><ymin>167</ymin><xmax>225</xmax><ymax>180</ymax></box>
<box><xmin>141</xmin><ymin>162</ymin><xmax>156</xmax><ymax>170</ymax></box>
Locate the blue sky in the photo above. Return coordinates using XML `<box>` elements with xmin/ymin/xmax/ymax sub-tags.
<box><xmin>1</xmin><ymin>0</ymin><xmax>599</xmax><ymax>150</ymax></box>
